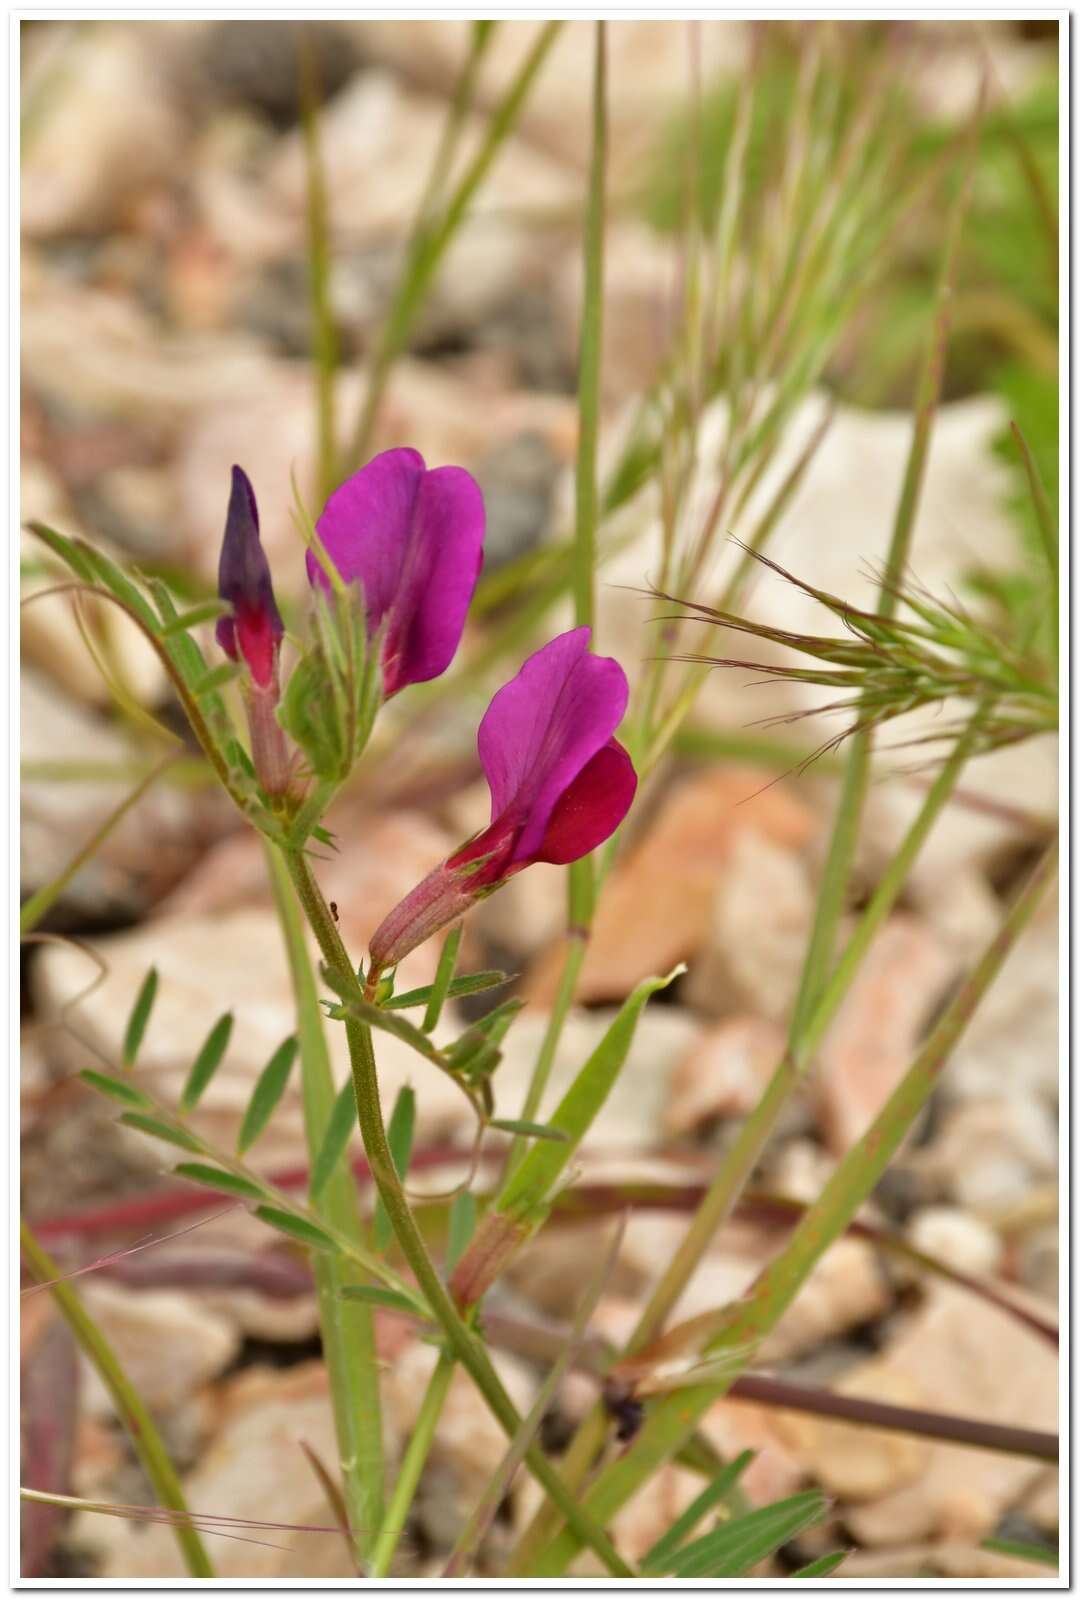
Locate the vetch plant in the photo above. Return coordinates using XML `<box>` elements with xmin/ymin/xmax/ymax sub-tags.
<box><xmin>21</xmin><ymin>19</ymin><xmax>1058</xmax><ymax>1584</ymax></box>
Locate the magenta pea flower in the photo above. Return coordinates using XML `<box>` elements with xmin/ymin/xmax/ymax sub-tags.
<box><xmin>215</xmin><ymin>465</ymin><xmax>291</xmax><ymax>796</ymax></box>
<box><xmin>306</xmin><ymin>447</ymin><xmax>485</xmax><ymax>697</ymax></box>
<box><xmin>367</xmin><ymin>628</ymin><xmax>637</xmax><ymax>979</ymax></box>
<box><xmin>215</xmin><ymin>465</ymin><xmax>284</xmax><ymax>691</ymax></box>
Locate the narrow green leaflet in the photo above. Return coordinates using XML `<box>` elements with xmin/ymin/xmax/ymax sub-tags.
<box><xmin>422</xmin><ymin>926</ymin><xmax>462</xmax><ymax>1031</ymax></box>
<box><xmin>340</xmin><ymin>1285</ymin><xmax>429</xmax><ymax>1318</ymax></box>
<box><xmin>496</xmin><ymin>967</ymin><xmax>683</xmax><ymax>1220</ymax></box>
<box><xmin>384</xmin><ymin>969</ymin><xmax>508</xmax><ymax>1012</ymax></box>
<box><xmin>77</xmin><ymin>542</ymin><xmax>160</xmax><ymax>632</ymax></box>
<box><xmin>79</xmin><ymin>1070</ymin><xmax>151</xmax><ymax>1110</ymax></box>
<box><xmin>122</xmin><ymin>967</ymin><xmax>158</xmax><ymax>1068</ymax></box>
<box><xmin>254</xmin><ymin>1206</ymin><xmax>339</xmax><ymax>1253</ymax></box>
<box><xmin>488</xmin><ymin>1119</ymin><xmax>567</xmax><ymax>1142</ymax></box>
<box><xmin>159</xmin><ymin>600</ymin><xmax>228</xmax><ymax>636</ymax></box>
<box><xmin>641</xmin><ymin>1450</ymin><xmax>754</xmax><ymax>1571</ymax></box>
<box><xmin>173</xmin><ymin>1163</ymin><xmax>265</xmax><ymax>1203</ymax></box>
<box><xmin>192</xmin><ymin>663</ymin><xmax>241</xmax><ymax>697</ymax></box>
<box><xmin>118</xmin><ymin>1112</ymin><xmax>202</xmax><ymax>1153</ymax></box>
<box><xmin>374</xmin><ymin>1086</ymin><xmax>416</xmax><ymax>1251</ymax></box>
<box><xmin>180</xmin><ymin>1013</ymin><xmax>234</xmax><ymax>1113</ymax></box>
<box><xmin>27</xmin><ymin>520</ymin><xmax>94</xmax><ymax>582</ymax></box>
<box><xmin>237</xmin><ymin>1037</ymin><xmax>298</xmax><ymax>1154</ymax></box>
<box><xmin>309</xmin><ymin>1079</ymin><xmax>358</xmax><ymax>1201</ymax></box>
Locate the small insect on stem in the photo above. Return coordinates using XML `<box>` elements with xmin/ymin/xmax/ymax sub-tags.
<box><xmin>329</xmin><ymin>901</ymin><xmax>339</xmax><ymax>923</ymax></box>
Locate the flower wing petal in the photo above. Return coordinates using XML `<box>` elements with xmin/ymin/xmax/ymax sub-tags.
<box><xmin>533</xmin><ymin>739</ymin><xmax>637</xmax><ymax>865</ymax></box>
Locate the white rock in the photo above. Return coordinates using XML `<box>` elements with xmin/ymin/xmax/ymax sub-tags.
<box><xmin>76</xmin><ymin>1280</ymin><xmax>239</xmax><ymax>1418</ymax></box>
<box><xmin>21</xmin><ymin>275</ymin><xmax>270</xmax><ymax>431</ymax></box>
<box><xmin>354</xmin><ymin>20</ymin><xmax>748</xmax><ymax>181</ymax></box>
<box><xmin>384</xmin><ymin>1339</ymin><xmax>535</xmax><ymax>1509</ymax></box>
<box><xmin>80</xmin><ymin>1362</ymin><xmax>365</xmax><ymax>1578</ymax></box>
<box><xmin>665</xmin><ymin>1015</ymin><xmax>787</xmax><ymax>1135</ymax></box>
<box><xmin>594</xmin><ymin>391</ymin><xmax>1052</xmax><ymax>849</ymax></box>
<box><xmin>844</xmin><ymin>1283</ymin><xmax>1058</xmax><ymax>1546</ymax></box>
<box><xmin>946</xmin><ymin>885</ymin><xmax>1059</xmax><ymax>1105</ymax></box>
<box><xmin>816</xmin><ymin>914</ymin><xmax>956</xmax><ymax>1154</ymax></box>
<box><xmin>907</xmin><ymin>1205</ymin><xmax>1004</xmax><ymax>1279</ymax></box>
<box><xmin>493</xmin><ymin>1004</ymin><xmax>699</xmax><ymax>1152</ymax></box>
<box><xmin>919</xmin><ymin>1097</ymin><xmax>1058</xmax><ymax>1217</ymax></box>
<box><xmin>771</xmin><ymin>1362</ymin><xmax>931</xmax><ymax>1502</ymax></box>
<box><xmin>685</xmin><ymin>831</ymin><xmax>814</xmax><ymax>1023</ymax></box>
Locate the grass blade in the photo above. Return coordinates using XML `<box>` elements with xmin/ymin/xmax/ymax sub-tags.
<box><xmin>641</xmin><ymin>1450</ymin><xmax>754</xmax><ymax>1571</ymax></box>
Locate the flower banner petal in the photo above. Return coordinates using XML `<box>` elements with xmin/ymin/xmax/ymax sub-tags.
<box><xmin>476</xmin><ymin>629</ymin><xmax>630</xmax><ymax>863</ymax></box>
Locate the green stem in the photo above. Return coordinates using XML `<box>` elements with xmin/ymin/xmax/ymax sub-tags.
<box><xmin>299</xmin><ymin>33</ymin><xmax>339</xmax><ymax>505</ymax></box>
<box><xmin>369</xmin><ymin>1351</ymin><xmax>455</xmax><ymax>1578</ymax></box>
<box><xmin>1010</xmin><ymin>420</ymin><xmax>1058</xmax><ymax>667</ymax></box>
<box><xmin>265</xmin><ymin>847</ymin><xmax>383</xmax><ymax>1563</ymax></box>
<box><xmin>20</xmin><ymin>1222</ymin><xmax>214</xmax><ymax>1579</ymax></box>
<box><xmin>531</xmin><ymin>838</ymin><xmax>1057</xmax><ymax>1575</ymax></box>
<box><xmin>281</xmin><ymin>847</ymin><xmax>635</xmax><ymax>1579</ymax></box>
<box><xmin>573</xmin><ymin>20</ymin><xmax>607</xmax><ymax>634</ymax></box>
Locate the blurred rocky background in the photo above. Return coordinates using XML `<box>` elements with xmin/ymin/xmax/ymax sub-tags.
<box><xmin>21</xmin><ymin>19</ymin><xmax>1058</xmax><ymax>1580</ymax></box>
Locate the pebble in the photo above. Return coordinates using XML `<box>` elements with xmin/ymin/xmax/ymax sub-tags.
<box><xmin>526</xmin><ymin>765</ymin><xmax>816</xmax><ymax>1006</ymax></box>
<box><xmin>907</xmin><ymin>1205</ymin><xmax>1004</xmax><ymax>1279</ymax></box>
<box><xmin>816</xmin><ymin>915</ymin><xmax>956</xmax><ymax>1154</ymax></box>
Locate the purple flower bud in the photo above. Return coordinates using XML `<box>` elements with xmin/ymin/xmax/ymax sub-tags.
<box><xmin>215</xmin><ymin>466</ymin><xmax>284</xmax><ymax>690</ymax></box>
<box><xmin>305</xmin><ymin>447</ymin><xmax>484</xmax><ymax>696</ymax></box>
<box><xmin>368</xmin><ymin>629</ymin><xmax>637</xmax><ymax>976</ymax></box>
